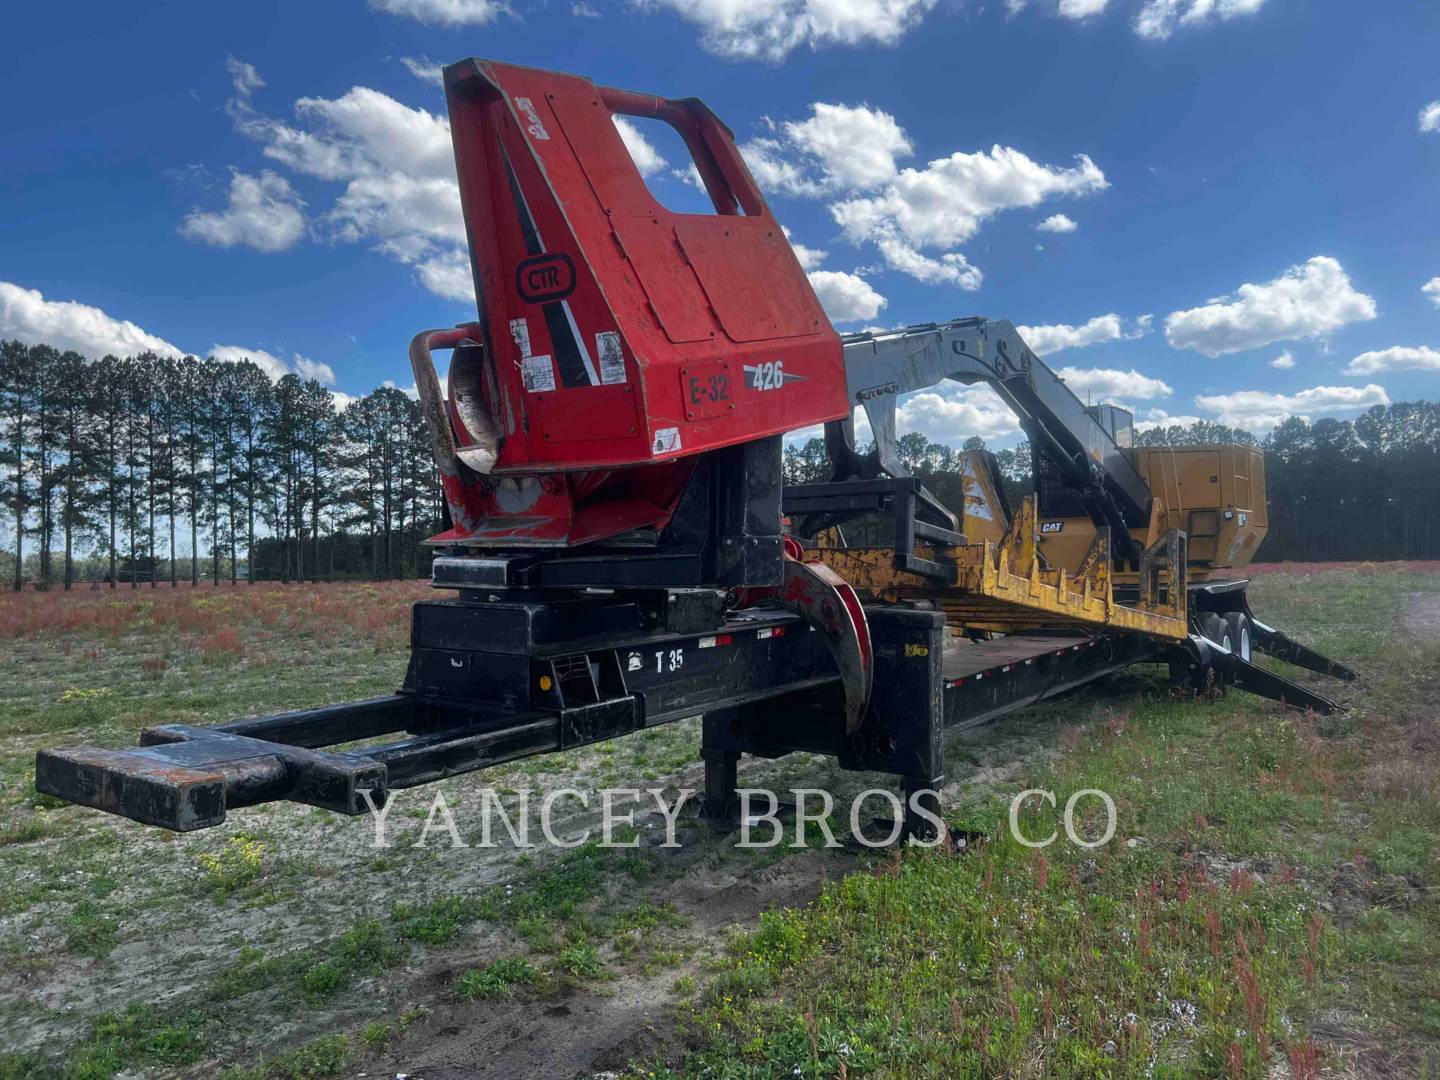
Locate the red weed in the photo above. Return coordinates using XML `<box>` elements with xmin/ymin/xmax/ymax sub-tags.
<box><xmin>1225</xmin><ymin>1041</ymin><xmax>1245</xmax><ymax>1079</ymax></box>
<box><xmin>199</xmin><ymin>627</ymin><xmax>244</xmax><ymax>657</ymax></box>
<box><xmin>1285</xmin><ymin>1036</ymin><xmax>1320</xmax><ymax>1079</ymax></box>
<box><xmin>1205</xmin><ymin>907</ymin><xmax>1222</xmax><ymax>961</ymax></box>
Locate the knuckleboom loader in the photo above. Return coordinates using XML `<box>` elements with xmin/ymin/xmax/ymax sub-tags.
<box><xmin>38</xmin><ymin>60</ymin><xmax>1355</xmax><ymax>836</ymax></box>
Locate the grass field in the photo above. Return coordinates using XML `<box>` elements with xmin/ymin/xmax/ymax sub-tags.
<box><xmin>0</xmin><ymin>566</ymin><xmax>1437</xmax><ymax>1078</ymax></box>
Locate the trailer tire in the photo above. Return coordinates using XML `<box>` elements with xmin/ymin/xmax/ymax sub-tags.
<box><xmin>1224</xmin><ymin>612</ymin><xmax>1252</xmax><ymax>663</ymax></box>
<box><xmin>1201</xmin><ymin>613</ymin><xmax>1232</xmax><ymax>653</ymax></box>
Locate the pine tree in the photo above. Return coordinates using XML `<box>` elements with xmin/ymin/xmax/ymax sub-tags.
<box><xmin>0</xmin><ymin>341</ymin><xmax>33</xmax><ymax>591</ymax></box>
<box><xmin>229</xmin><ymin>361</ymin><xmax>274</xmax><ymax>582</ymax></box>
<box><xmin>54</xmin><ymin>350</ymin><xmax>100</xmax><ymax>589</ymax></box>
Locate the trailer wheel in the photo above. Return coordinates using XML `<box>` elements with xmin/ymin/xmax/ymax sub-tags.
<box><xmin>1224</xmin><ymin>611</ymin><xmax>1252</xmax><ymax>663</ymax></box>
<box><xmin>1201</xmin><ymin>613</ymin><xmax>1232</xmax><ymax>653</ymax></box>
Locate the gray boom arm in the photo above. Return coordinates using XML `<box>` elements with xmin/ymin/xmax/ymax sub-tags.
<box><xmin>838</xmin><ymin>318</ymin><xmax>1153</xmax><ymax>530</ymax></box>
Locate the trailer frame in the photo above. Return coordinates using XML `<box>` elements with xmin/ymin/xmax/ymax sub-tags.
<box><xmin>36</xmin><ymin>577</ymin><xmax>1349</xmax><ymax>835</ymax></box>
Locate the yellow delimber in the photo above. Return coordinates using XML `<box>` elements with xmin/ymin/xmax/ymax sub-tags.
<box><xmin>810</xmin><ymin>496</ymin><xmax>1189</xmax><ymax>640</ymax></box>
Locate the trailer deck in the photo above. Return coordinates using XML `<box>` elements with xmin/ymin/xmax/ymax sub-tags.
<box><xmin>36</xmin><ymin>589</ymin><xmax>1346</xmax><ymax>836</ymax></box>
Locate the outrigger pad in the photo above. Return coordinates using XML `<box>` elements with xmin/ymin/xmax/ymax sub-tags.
<box><xmin>37</xmin><ymin>744</ymin><xmax>230</xmax><ymax>831</ymax></box>
<box><xmin>36</xmin><ymin>726</ymin><xmax>388</xmax><ymax>831</ymax></box>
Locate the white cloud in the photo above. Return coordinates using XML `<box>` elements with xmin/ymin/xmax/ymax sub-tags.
<box><xmin>223</xmin><ymin>61</ymin><xmax>469</xmax><ymax>302</ymax></box>
<box><xmin>833</xmin><ymin>146</ymin><xmax>1107</xmax><ymax>252</ymax></box>
<box><xmin>782</xmin><ymin>103</ymin><xmax>911</xmax><ymax>191</ymax></box>
<box><xmin>1134</xmin><ymin>0</ymin><xmax>1267</xmax><ymax>40</ymax></box>
<box><xmin>0</xmin><ymin>282</ymin><xmax>183</xmax><ymax>359</ymax></box>
<box><xmin>741</xmin><ymin>137</ymin><xmax>827</xmax><ymax>198</ymax></box>
<box><xmin>740</xmin><ymin>103</ymin><xmax>1104</xmax><ymax>288</ymax></box>
<box><xmin>1420</xmin><ymin>101</ymin><xmax>1440</xmax><ymax>134</ymax></box>
<box><xmin>1058</xmin><ymin>0</ymin><xmax>1108</xmax><ymax>18</ymax></box>
<box><xmin>781</xmin><ymin>226</ymin><xmax>826</xmax><ymax>270</ymax></box>
<box><xmin>639</xmin><ymin>0</ymin><xmax>938</xmax><ymax>61</ymax></box>
<box><xmin>370</xmin><ymin>0</ymin><xmax>509</xmax><ymax>25</ymax></box>
<box><xmin>1055</xmin><ymin>366</ymin><xmax>1172</xmax><ymax>404</ymax></box>
<box><xmin>1017</xmin><ymin>313</ymin><xmax>1151</xmax><ymax>354</ymax></box>
<box><xmin>294</xmin><ymin>356</ymin><xmax>338</xmax><ymax>384</ymax></box>
<box><xmin>613</xmin><ymin>117</ymin><xmax>667</xmax><ymax>177</ymax></box>
<box><xmin>572</xmin><ymin>1</ymin><xmax>601</xmax><ymax>15</ymax></box>
<box><xmin>1135</xmin><ymin>409</ymin><xmax>1204</xmax><ymax>433</ymax></box>
<box><xmin>791</xmin><ymin>243</ymin><xmax>827</xmax><ymax>271</ymax></box>
<box><xmin>226</xmin><ymin>56</ymin><xmax>264</xmax><ymax>101</ymax></box>
<box><xmin>1423</xmin><ymin>276</ymin><xmax>1440</xmax><ymax>306</ymax></box>
<box><xmin>896</xmin><ymin>384</ymin><xmax>1021</xmax><ymax>443</ymax></box>
<box><xmin>0</xmin><ymin>280</ymin><xmax>377</xmax><ymax>403</ymax></box>
<box><xmin>742</xmin><ymin>100</ymin><xmax>912</xmax><ymax>198</ymax></box>
<box><xmin>1163</xmin><ymin>256</ymin><xmax>1377</xmax><ymax>357</ymax></box>
<box><xmin>209</xmin><ymin>344</ymin><xmax>336</xmax><ymax>385</ymax></box>
<box><xmin>1194</xmin><ymin>383</ymin><xmax>1389</xmax><ymax>432</ymax></box>
<box><xmin>413</xmin><ymin>247</ymin><xmax>475</xmax><ymax>303</ymax></box>
<box><xmin>1345</xmin><ymin>345</ymin><xmax>1440</xmax><ymax>376</ymax></box>
<box><xmin>400</xmin><ymin>56</ymin><xmax>445</xmax><ymax>86</ymax></box>
<box><xmin>179</xmin><ymin>170</ymin><xmax>306</xmax><ymax>253</ymax></box>
<box><xmin>807</xmin><ymin>270</ymin><xmax>886</xmax><ymax>323</ymax></box>
<box><xmin>1036</xmin><ymin>213</ymin><xmax>1078</xmax><ymax>233</ymax></box>
<box><xmin>830</xmin><ymin>147</ymin><xmax>1105</xmax><ymax>285</ymax></box>
<box><xmin>1269</xmin><ymin>350</ymin><xmax>1295</xmax><ymax>370</ymax></box>
<box><xmin>873</xmin><ymin>237</ymin><xmax>984</xmax><ymax>289</ymax></box>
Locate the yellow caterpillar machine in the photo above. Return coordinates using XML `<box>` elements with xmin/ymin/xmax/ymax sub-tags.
<box><xmin>37</xmin><ymin>60</ymin><xmax>1354</xmax><ymax>837</ymax></box>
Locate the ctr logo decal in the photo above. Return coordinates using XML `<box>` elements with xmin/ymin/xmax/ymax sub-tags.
<box><xmin>516</xmin><ymin>252</ymin><xmax>576</xmax><ymax>303</ymax></box>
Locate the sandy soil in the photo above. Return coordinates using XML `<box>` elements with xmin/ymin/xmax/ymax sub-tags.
<box><xmin>345</xmin><ymin>701</ymin><xmax>1086</xmax><ymax>1080</ymax></box>
<box><xmin>1399</xmin><ymin>592</ymin><xmax>1440</xmax><ymax>640</ymax></box>
<box><xmin>366</xmin><ymin>849</ymin><xmax>840</xmax><ymax>1080</ymax></box>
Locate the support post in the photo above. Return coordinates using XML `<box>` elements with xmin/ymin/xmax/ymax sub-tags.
<box><xmin>701</xmin><ymin>744</ymin><xmax>739</xmax><ymax>822</ymax></box>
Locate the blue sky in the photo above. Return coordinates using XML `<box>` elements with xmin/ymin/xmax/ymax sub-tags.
<box><xmin>2</xmin><ymin>0</ymin><xmax>1439</xmax><ymax>445</ymax></box>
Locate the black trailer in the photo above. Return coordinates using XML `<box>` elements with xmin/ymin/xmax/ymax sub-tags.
<box><xmin>36</xmin><ymin>578</ymin><xmax>1353</xmax><ymax>837</ymax></box>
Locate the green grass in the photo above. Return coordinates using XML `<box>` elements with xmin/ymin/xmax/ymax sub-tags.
<box><xmin>0</xmin><ymin>835</ymin><xmax>680</xmax><ymax>1077</ymax></box>
<box><xmin>454</xmin><ymin>955</ymin><xmax>538</xmax><ymax>999</ymax></box>
<box><xmin>634</xmin><ymin>566</ymin><xmax>1440</xmax><ymax>1078</ymax></box>
<box><xmin>3</xmin><ymin>569</ymin><xmax>1439</xmax><ymax>1077</ymax></box>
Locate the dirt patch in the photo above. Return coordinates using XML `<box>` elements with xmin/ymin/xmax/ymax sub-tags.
<box><xmin>356</xmin><ymin>850</ymin><xmax>842</xmax><ymax>1080</ymax></box>
<box><xmin>1399</xmin><ymin>592</ymin><xmax>1440</xmax><ymax>640</ymax></box>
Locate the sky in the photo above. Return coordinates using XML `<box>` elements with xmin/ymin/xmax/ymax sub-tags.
<box><xmin>2</xmin><ymin>0</ymin><xmax>1439</xmax><ymax>446</ymax></box>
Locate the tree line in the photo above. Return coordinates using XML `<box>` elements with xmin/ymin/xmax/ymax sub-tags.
<box><xmin>0</xmin><ymin>340</ymin><xmax>442</xmax><ymax>590</ymax></box>
<box><xmin>5</xmin><ymin>337</ymin><xmax>1438</xmax><ymax>589</ymax></box>
<box><xmin>783</xmin><ymin>403</ymin><xmax>1440</xmax><ymax>563</ymax></box>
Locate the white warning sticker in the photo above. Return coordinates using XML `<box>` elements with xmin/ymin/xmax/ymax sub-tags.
<box><xmin>522</xmin><ymin>354</ymin><xmax>556</xmax><ymax>393</ymax></box>
<box><xmin>651</xmin><ymin>427</ymin><xmax>682</xmax><ymax>455</ymax></box>
<box><xmin>595</xmin><ymin>331</ymin><xmax>626</xmax><ymax>385</ymax></box>
<box><xmin>509</xmin><ymin>318</ymin><xmax>532</xmax><ymax>359</ymax></box>
<box><xmin>514</xmin><ymin>97</ymin><xmax>550</xmax><ymax>141</ymax></box>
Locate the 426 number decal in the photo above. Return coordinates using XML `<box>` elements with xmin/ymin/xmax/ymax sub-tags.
<box><xmin>745</xmin><ymin>360</ymin><xmax>787</xmax><ymax>392</ymax></box>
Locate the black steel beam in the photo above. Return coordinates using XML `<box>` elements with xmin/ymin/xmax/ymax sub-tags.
<box><xmin>1249</xmin><ymin>619</ymin><xmax>1358</xmax><ymax>682</ymax></box>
